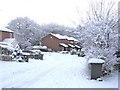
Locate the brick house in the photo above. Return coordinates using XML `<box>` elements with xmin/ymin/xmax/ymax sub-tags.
<box><xmin>41</xmin><ymin>33</ymin><xmax>80</xmax><ymax>52</ymax></box>
<box><xmin>0</xmin><ymin>28</ymin><xmax>14</xmax><ymax>42</ymax></box>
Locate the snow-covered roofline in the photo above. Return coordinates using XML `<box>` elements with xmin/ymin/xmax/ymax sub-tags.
<box><xmin>68</xmin><ymin>44</ymin><xmax>75</xmax><ymax>48</ymax></box>
<box><xmin>50</xmin><ymin>33</ymin><xmax>78</xmax><ymax>42</ymax></box>
<box><xmin>65</xmin><ymin>36</ymin><xmax>78</xmax><ymax>42</ymax></box>
<box><xmin>51</xmin><ymin>33</ymin><xmax>67</xmax><ymax>39</ymax></box>
<box><xmin>59</xmin><ymin>43</ymin><xmax>68</xmax><ymax>47</ymax></box>
<box><xmin>75</xmin><ymin>45</ymin><xmax>81</xmax><ymax>48</ymax></box>
<box><xmin>0</xmin><ymin>27</ymin><xmax>13</xmax><ymax>32</ymax></box>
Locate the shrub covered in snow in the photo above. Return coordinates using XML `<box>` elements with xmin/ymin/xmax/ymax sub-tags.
<box><xmin>78</xmin><ymin>20</ymin><xmax>117</xmax><ymax>74</ymax></box>
<box><xmin>11</xmin><ymin>45</ymin><xmax>24</xmax><ymax>62</ymax></box>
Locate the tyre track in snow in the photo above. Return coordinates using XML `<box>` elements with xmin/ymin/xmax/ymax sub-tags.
<box><xmin>19</xmin><ymin>58</ymin><xmax>84</xmax><ymax>87</ymax></box>
<box><xmin>0</xmin><ymin>60</ymin><xmax>45</xmax><ymax>86</ymax></box>
<box><xmin>2</xmin><ymin>58</ymin><xmax>64</xmax><ymax>88</ymax></box>
<box><xmin>29</xmin><ymin>57</ymin><xmax>87</xmax><ymax>88</ymax></box>
<box><xmin>1</xmin><ymin>53</ymin><xmax>87</xmax><ymax>88</ymax></box>
<box><xmin>0</xmin><ymin>64</ymin><xmax>33</xmax><ymax>81</ymax></box>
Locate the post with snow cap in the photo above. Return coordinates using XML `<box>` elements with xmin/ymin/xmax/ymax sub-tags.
<box><xmin>88</xmin><ymin>58</ymin><xmax>105</xmax><ymax>80</ymax></box>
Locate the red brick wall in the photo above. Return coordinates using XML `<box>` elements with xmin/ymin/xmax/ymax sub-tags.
<box><xmin>0</xmin><ymin>32</ymin><xmax>2</xmax><ymax>41</ymax></box>
<box><xmin>0</xmin><ymin>31</ymin><xmax>14</xmax><ymax>41</ymax></box>
<box><xmin>41</xmin><ymin>34</ymin><xmax>78</xmax><ymax>52</ymax></box>
<box><xmin>41</xmin><ymin>34</ymin><xmax>69</xmax><ymax>52</ymax></box>
<box><xmin>59</xmin><ymin>39</ymin><xmax>68</xmax><ymax>44</ymax></box>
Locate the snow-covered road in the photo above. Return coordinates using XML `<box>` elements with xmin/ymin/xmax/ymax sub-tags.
<box><xmin>0</xmin><ymin>52</ymin><xmax>118</xmax><ymax>88</ymax></box>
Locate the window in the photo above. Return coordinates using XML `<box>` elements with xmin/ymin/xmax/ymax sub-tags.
<box><xmin>10</xmin><ymin>33</ymin><xmax>12</xmax><ymax>38</ymax></box>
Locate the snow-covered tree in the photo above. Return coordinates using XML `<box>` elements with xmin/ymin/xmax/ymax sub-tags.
<box><xmin>77</xmin><ymin>0</ymin><xmax>118</xmax><ymax>73</ymax></box>
<box><xmin>7</xmin><ymin>17</ymin><xmax>77</xmax><ymax>49</ymax></box>
<box><xmin>7</xmin><ymin>17</ymin><xmax>45</xmax><ymax>49</ymax></box>
<box><xmin>82</xmin><ymin>21</ymin><xmax>117</xmax><ymax>71</ymax></box>
<box><xmin>40</xmin><ymin>23</ymin><xmax>77</xmax><ymax>38</ymax></box>
<box><xmin>11</xmin><ymin>45</ymin><xmax>23</xmax><ymax>62</ymax></box>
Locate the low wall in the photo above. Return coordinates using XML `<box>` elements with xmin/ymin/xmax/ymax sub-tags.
<box><xmin>0</xmin><ymin>55</ymin><xmax>11</xmax><ymax>61</ymax></box>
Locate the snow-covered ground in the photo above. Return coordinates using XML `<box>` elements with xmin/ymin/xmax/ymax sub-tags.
<box><xmin>0</xmin><ymin>52</ymin><xmax>118</xmax><ymax>88</ymax></box>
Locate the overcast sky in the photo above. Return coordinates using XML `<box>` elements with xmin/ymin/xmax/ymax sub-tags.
<box><xmin>0</xmin><ymin>0</ymin><xmax>119</xmax><ymax>28</ymax></box>
<box><xmin>0</xmin><ymin>0</ymin><xmax>90</xmax><ymax>28</ymax></box>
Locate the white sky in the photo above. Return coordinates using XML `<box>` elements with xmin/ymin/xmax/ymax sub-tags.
<box><xmin>0</xmin><ymin>0</ymin><xmax>119</xmax><ymax>28</ymax></box>
<box><xmin>0</xmin><ymin>0</ymin><xmax>89</xmax><ymax>28</ymax></box>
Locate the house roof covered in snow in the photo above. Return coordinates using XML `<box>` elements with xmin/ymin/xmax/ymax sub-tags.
<box><xmin>88</xmin><ymin>58</ymin><xmax>105</xmax><ymax>64</ymax></box>
<box><xmin>51</xmin><ymin>33</ymin><xmax>67</xmax><ymax>39</ymax></box>
<box><xmin>0</xmin><ymin>27</ymin><xmax>13</xmax><ymax>32</ymax></box>
<box><xmin>68</xmin><ymin>44</ymin><xmax>75</xmax><ymax>48</ymax></box>
<box><xmin>75</xmin><ymin>45</ymin><xmax>81</xmax><ymax>48</ymax></box>
<box><xmin>59</xmin><ymin>43</ymin><xmax>68</xmax><ymax>47</ymax></box>
<box><xmin>50</xmin><ymin>33</ymin><xmax>78</xmax><ymax>42</ymax></box>
<box><xmin>65</xmin><ymin>36</ymin><xmax>78</xmax><ymax>42</ymax></box>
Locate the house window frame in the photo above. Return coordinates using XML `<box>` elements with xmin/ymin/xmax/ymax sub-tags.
<box><xmin>10</xmin><ymin>33</ymin><xmax>12</xmax><ymax>38</ymax></box>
